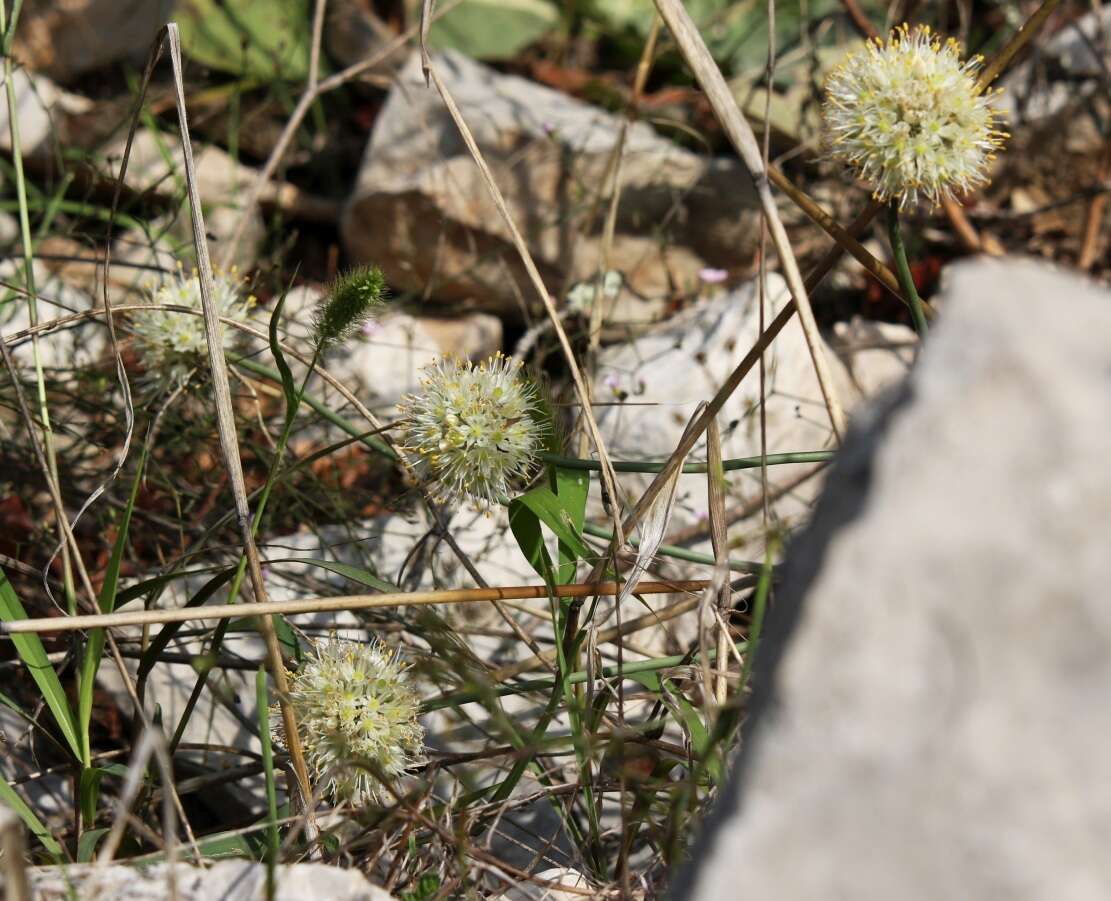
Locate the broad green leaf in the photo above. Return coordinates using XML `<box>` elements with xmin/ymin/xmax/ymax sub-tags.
<box><xmin>177</xmin><ymin>0</ymin><xmax>315</xmax><ymax>82</ymax></box>
<box><xmin>551</xmin><ymin>467</ymin><xmax>588</xmax><ymax>585</ymax></box>
<box><xmin>77</xmin><ymin>826</ymin><xmax>110</xmax><ymax>862</ymax></box>
<box><xmin>428</xmin><ymin>0</ymin><xmax>559</xmax><ymax>61</ymax></box>
<box><xmin>589</xmin><ymin>0</ymin><xmax>880</xmax><ymax>74</ymax></box>
<box><xmin>0</xmin><ymin>776</ymin><xmax>63</xmax><ymax>857</ymax></box>
<box><xmin>79</xmin><ymin>766</ymin><xmax>103</xmax><ymax>828</ymax></box>
<box><xmin>0</xmin><ymin>568</ymin><xmax>81</xmax><ymax>760</ymax></box>
<box><xmin>509</xmin><ymin>484</ymin><xmax>593</xmax><ymax>578</ymax></box>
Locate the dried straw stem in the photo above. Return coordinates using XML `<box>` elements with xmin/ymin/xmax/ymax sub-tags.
<box><xmin>2</xmin><ymin>580</ymin><xmax>710</xmax><ymax>635</ymax></box>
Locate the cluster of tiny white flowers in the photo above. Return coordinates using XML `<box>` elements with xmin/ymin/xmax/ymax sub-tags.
<box><xmin>280</xmin><ymin>638</ymin><xmax>424</xmax><ymax>806</ymax></box>
<box><xmin>565</xmin><ymin>270</ymin><xmax>623</xmax><ymax>317</ymax></box>
<box><xmin>398</xmin><ymin>353</ymin><xmax>543</xmax><ymax>509</ymax></box>
<box><xmin>823</xmin><ymin>24</ymin><xmax>1006</xmax><ymax>208</ymax></box>
<box><xmin>129</xmin><ymin>268</ymin><xmax>254</xmax><ymax>391</ymax></box>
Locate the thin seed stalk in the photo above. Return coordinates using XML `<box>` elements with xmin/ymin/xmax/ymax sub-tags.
<box><xmin>887</xmin><ymin>201</ymin><xmax>929</xmax><ymax>337</ymax></box>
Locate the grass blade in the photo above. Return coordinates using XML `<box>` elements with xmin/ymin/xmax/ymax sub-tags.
<box><xmin>0</xmin><ymin>568</ymin><xmax>80</xmax><ymax>760</ymax></box>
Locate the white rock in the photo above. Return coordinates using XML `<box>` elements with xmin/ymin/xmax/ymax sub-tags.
<box><xmin>0</xmin><ymin>68</ymin><xmax>51</xmax><ymax>153</ymax></box>
<box><xmin>998</xmin><ymin>6</ymin><xmax>1111</xmax><ymax>121</ymax></box>
<box><xmin>0</xmin><ymin>259</ymin><xmax>105</xmax><ymax>369</ymax></box>
<box><xmin>594</xmin><ymin>273</ymin><xmax>850</xmax><ymax>543</ymax></box>
<box><xmin>492</xmin><ymin>866</ymin><xmax>592</xmax><ymax>900</ymax></box>
<box><xmin>27</xmin><ymin>860</ymin><xmax>395</xmax><ymax>900</ymax></box>
<box><xmin>343</xmin><ymin>50</ymin><xmax>759</xmax><ymax>321</ymax></box>
<box><xmin>831</xmin><ymin>316</ymin><xmax>917</xmax><ymax>398</ymax></box>
<box><xmin>676</xmin><ymin>257</ymin><xmax>1111</xmax><ymax>900</ymax></box>
<box><xmin>102</xmin><ymin>131</ymin><xmax>266</xmax><ymax>273</ymax></box>
<box><xmin>278</xmin><ymin>285</ymin><xmax>502</xmax><ymax>412</ymax></box>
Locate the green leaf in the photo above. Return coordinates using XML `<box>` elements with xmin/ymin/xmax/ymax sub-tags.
<box><xmin>77</xmin><ymin>826</ymin><xmax>110</xmax><ymax>863</ymax></box>
<box><xmin>264</xmin><ymin>557</ymin><xmax>398</xmax><ymax>594</ymax></box>
<box><xmin>551</xmin><ymin>467</ymin><xmax>588</xmax><ymax>585</ymax></box>
<box><xmin>79</xmin><ymin>766</ymin><xmax>104</xmax><ymax>828</ymax></box>
<box><xmin>267</xmin><ymin>288</ymin><xmax>297</xmax><ymax>418</ymax></box>
<box><xmin>177</xmin><ymin>0</ymin><xmax>316</xmax><ymax>82</ymax></box>
<box><xmin>114</xmin><ymin>566</ymin><xmax>226</xmax><ymax>609</ymax></box>
<box><xmin>0</xmin><ymin>568</ymin><xmax>81</xmax><ymax>760</ymax></box>
<box><xmin>509</xmin><ymin>484</ymin><xmax>593</xmax><ymax>580</ymax></box>
<box><xmin>255</xmin><ymin>671</ymin><xmax>280</xmax><ymax>864</ymax></box>
<box><xmin>0</xmin><ymin>776</ymin><xmax>64</xmax><ymax>857</ymax></box>
<box><xmin>428</xmin><ymin>0</ymin><xmax>559</xmax><ymax>61</ymax></box>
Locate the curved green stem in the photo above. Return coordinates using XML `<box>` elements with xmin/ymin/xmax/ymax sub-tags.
<box><xmin>886</xmin><ymin>201</ymin><xmax>929</xmax><ymax>337</ymax></box>
<box><xmin>541</xmin><ymin>450</ymin><xmax>833</xmax><ymax>474</ymax></box>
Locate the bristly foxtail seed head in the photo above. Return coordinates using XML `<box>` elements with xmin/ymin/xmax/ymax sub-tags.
<box><xmin>312</xmin><ymin>265</ymin><xmax>388</xmax><ymax>349</ymax></box>
<box><xmin>130</xmin><ymin>268</ymin><xmax>254</xmax><ymax>393</ymax></box>
<box><xmin>398</xmin><ymin>353</ymin><xmax>543</xmax><ymax>510</ymax></box>
<box><xmin>277</xmin><ymin>638</ymin><xmax>424</xmax><ymax>806</ymax></box>
<box><xmin>822</xmin><ymin>23</ymin><xmax>1007</xmax><ymax>208</ymax></box>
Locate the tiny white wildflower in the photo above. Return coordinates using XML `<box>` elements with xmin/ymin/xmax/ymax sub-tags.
<box><xmin>279</xmin><ymin>638</ymin><xmax>424</xmax><ymax>806</ymax></box>
<box><xmin>565</xmin><ymin>270</ymin><xmax>623</xmax><ymax>317</ymax></box>
<box><xmin>822</xmin><ymin>24</ymin><xmax>1007</xmax><ymax>208</ymax></box>
<box><xmin>398</xmin><ymin>353</ymin><xmax>543</xmax><ymax>509</ymax></box>
<box><xmin>130</xmin><ymin>268</ymin><xmax>253</xmax><ymax>391</ymax></box>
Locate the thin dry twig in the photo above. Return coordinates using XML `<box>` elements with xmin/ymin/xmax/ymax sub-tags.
<box><xmin>160</xmin><ymin>23</ymin><xmax>315</xmax><ymax>826</ymax></box>
<box><xmin>1079</xmin><ymin>138</ymin><xmax>1111</xmax><ymax>270</ymax></box>
<box><xmin>2</xmin><ymin>580</ymin><xmax>709</xmax><ymax>635</ymax></box>
<box><xmin>425</xmin><ymin>62</ymin><xmax>627</xmax><ymax>544</ymax></box>
<box><xmin>653</xmin><ymin>0</ymin><xmax>848</xmax><ymax>441</ymax></box>
<box><xmin>0</xmin><ymin>805</ymin><xmax>30</xmax><ymax>901</ymax></box>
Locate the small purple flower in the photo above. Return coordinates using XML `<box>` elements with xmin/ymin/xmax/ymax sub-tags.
<box><xmin>603</xmin><ymin>373</ymin><xmax>621</xmax><ymax>392</ymax></box>
<box><xmin>361</xmin><ymin>319</ymin><xmax>383</xmax><ymax>338</ymax></box>
<box><xmin>541</xmin><ymin>120</ymin><xmax>557</xmax><ymax>136</ymax></box>
<box><xmin>699</xmin><ymin>267</ymin><xmax>728</xmax><ymax>285</ymax></box>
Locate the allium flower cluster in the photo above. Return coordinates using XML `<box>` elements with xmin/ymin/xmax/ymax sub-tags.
<box><xmin>130</xmin><ymin>268</ymin><xmax>254</xmax><ymax>391</ymax></box>
<box><xmin>280</xmin><ymin>639</ymin><xmax>424</xmax><ymax>806</ymax></box>
<box><xmin>398</xmin><ymin>353</ymin><xmax>543</xmax><ymax>509</ymax></box>
<box><xmin>823</xmin><ymin>24</ymin><xmax>1006</xmax><ymax>208</ymax></box>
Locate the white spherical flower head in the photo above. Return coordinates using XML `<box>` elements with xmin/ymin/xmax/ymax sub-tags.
<box><xmin>130</xmin><ymin>268</ymin><xmax>254</xmax><ymax>391</ymax></box>
<box><xmin>399</xmin><ymin>353</ymin><xmax>543</xmax><ymax>509</ymax></box>
<box><xmin>823</xmin><ymin>24</ymin><xmax>1006</xmax><ymax>208</ymax></box>
<box><xmin>280</xmin><ymin>638</ymin><xmax>424</xmax><ymax>806</ymax></box>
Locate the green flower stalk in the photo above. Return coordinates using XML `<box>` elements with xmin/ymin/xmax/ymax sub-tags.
<box><xmin>277</xmin><ymin>638</ymin><xmax>424</xmax><ymax>806</ymax></box>
<box><xmin>398</xmin><ymin>353</ymin><xmax>543</xmax><ymax>509</ymax></box>
<box><xmin>313</xmin><ymin>265</ymin><xmax>388</xmax><ymax>350</ymax></box>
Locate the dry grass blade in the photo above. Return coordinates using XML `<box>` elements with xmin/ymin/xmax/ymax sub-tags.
<box><xmin>653</xmin><ymin>0</ymin><xmax>847</xmax><ymax>442</ymax></box>
<box><xmin>704</xmin><ymin>417</ymin><xmax>731</xmax><ymax>706</ymax></box>
<box><xmin>977</xmin><ymin>0</ymin><xmax>1064</xmax><ymax>90</ymax></box>
<box><xmin>161</xmin><ymin>23</ymin><xmax>315</xmax><ymax>828</ymax></box>
<box><xmin>97</xmin><ymin>728</ymin><xmax>176</xmax><ymax>878</ymax></box>
<box><xmin>1</xmin><ymin>580</ymin><xmax>710</xmax><ymax>635</ymax></box>
<box><xmin>616</xmin><ymin>405</ymin><xmax>705</xmax><ymax>611</ymax></box>
<box><xmin>0</xmin><ymin>805</ymin><xmax>30</xmax><ymax>901</ymax></box>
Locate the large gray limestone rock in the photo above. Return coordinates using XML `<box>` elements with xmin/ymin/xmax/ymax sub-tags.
<box><xmin>676</xmin><ymin>257</ymin><xmax>1111</xmax><ymax>900</ymax></box>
